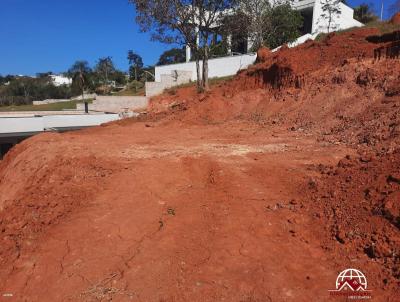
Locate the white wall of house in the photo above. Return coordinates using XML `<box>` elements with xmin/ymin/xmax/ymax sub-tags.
<box><xmin>293</xmin><ymin>0</ymin><xmax>316</xmax><ymax>10</ymax></box>
<box><xmin>50</xmin><ymin>75</ymin><xmax>72</xmax><ymax>86</ymax></box>
<box><xmin>312</xmin><ymin>1</ymin><xmax>363</xmax><ymax>33</ymax></box>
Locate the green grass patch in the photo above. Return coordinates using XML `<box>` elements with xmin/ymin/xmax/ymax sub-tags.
<box><xmin>114</xmin><ymin>87</ymin><xmax>145</xmax><ymax>96</ymax></box>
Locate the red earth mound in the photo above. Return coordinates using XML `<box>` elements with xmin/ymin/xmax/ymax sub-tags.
<box><xmin>305</xmin><ymin>151</ymin><xmax>400</xmax><ymax>289</ymax></box>
<box><xmin>391</xmin><ymin>12</ymin><xmax>400</xmax><ymax>25</ymax></box>
<box><xmin>148</xmin><ymin>29</ymin><xmax>400</xmax><ymax>151</ymax></box>
<box><xmin>256</xmin><ymin>46</ymin><xmax>271</xmax><ymax>62</ymax></box>
<box><xmin>1</xmin><ymin>27</ymin><xmax>400</xmax><ymax>301</ymax></box>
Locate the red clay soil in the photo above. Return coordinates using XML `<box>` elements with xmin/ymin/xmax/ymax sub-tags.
<box><xmin>391</xmin><ymin>13</ymin><xmax>400</xmax><ymax>25</ymax></box>
<box><xmin>256</xmin><ymin>46</ymin><xmax>271</xmax><ymax>63</ymax></box>
<box><xmin>0</xmin><ymin>27</ymin><xmax>400</xmax><ymax>301</ymax></box>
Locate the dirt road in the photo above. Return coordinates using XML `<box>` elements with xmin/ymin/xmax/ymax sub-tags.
<box><xmin>0</xmin><ymin>121</ymin><xmax>363</xmax><ymax>301</ymax></box>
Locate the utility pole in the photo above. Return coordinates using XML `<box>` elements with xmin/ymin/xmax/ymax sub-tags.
<box><xmin>380</xmin><ymin>0</ymin><xmax>384</xmax><ymax>20</ymax></box>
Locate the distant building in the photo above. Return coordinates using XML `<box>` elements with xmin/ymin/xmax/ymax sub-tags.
<box><xmin>50</xmin><ymin>75</ymin><xmax>72</xmax><ymax>86</ymax></box>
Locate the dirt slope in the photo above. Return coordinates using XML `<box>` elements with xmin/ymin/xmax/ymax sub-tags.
<box><xmin>0</xmin><ymin>28</ymin><xmax>399</xmax><ymax>301</ymax></box>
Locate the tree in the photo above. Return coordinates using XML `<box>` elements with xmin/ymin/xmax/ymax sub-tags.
<box><xmin>127</xmin><ymin>50</ymin><xmax>144</xmax><ymax>81</ymax></box>
<box><xmin>157</xmin><ymin>48</ymin><xmax>186</xmax><ymax>65</ymax></box>
<box><xmin>227</xmin><ymin>0</ymin><xmax>271</xmax><ymax>51</ymax></box>
<box><xmin>263</xmin><ymin>2</ymin><xmax>303</xmax><ymax>49</ymax></box>
<box><xmin>319</xmin><ymin>0</ymin><xmax>342</xmax><ymax>33</ymax></box>
<box><xmin>222</xmin><ymin>0</ymin><xmax>302</xmax><ymax>50</ymax></box>
<box><xmin>111</xmin><ymin>70</ymin><xmax>128</xmax><ymax>86</ymax></box>
<box><xmin>130</xmin><ymin>0</ymin><xmax>235</xmax><ymax>91</ymax></box>
<box><xmin>353</xmin><ymin>3</ymin><xmax>378</xmax><ymax>23</ymax></box>
<box><xmin>67</xmin><ymin>61</ymin><xmax>91</xmax><ymax>100</ymax></box>
<box><xmin>140</xmin><ymin>65</ymin><xmax>155</xmax><ymax>82</ymax></box>
<box><xmin>0</xmin><ymin>75</ymin><xmax>73</xmax><ymax>106</ymax></box>
<box><xmin>95</xmin><ymin>57</ymin><xmax>116</xmax><ymax>84</ymax></box>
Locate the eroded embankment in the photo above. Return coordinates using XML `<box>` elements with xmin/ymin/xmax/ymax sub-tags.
<box><xmin>146</xmin><ymin>27</ymin><xmax>400</xmax><ymax>291</ymax></box>
<box><xmin>148</xmin><ymin>28</ymin><xmax>400</xmax><ymax>150</ymax></box>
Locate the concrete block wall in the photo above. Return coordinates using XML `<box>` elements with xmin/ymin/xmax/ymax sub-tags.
<box><xmin>146</xmin><ymin>70</ymin><xmax>193</xmax><ymax>97</ymax></box>
<box><xmin>77</xmin><ymin>96</ymin><xmax>149</xmax><ymax>113</ymax></box>
<box><xmin>71</xmin><ymin>93</ymin><xmax>97</xmax><ymax>101</ymax></box>
<box><xmin>33</xmin><ymin>99</ymin><xmax>71</xmax><ymax>105</ymax></box>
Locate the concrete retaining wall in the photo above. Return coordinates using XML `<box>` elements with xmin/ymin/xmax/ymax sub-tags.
<box><xmin>0</xmin><ymin>114</ymin><xmax>120</xmax><ymax>135</ymax></box>
<box><xmin>77</xmin><ymin>96</ymin><xmax>149</xmax><ymax>113</ymax></box>
<box><xmin>33</xmin><ymin>99</ymin><xmax>71</xmax><ymax>105</ymax></box>
<box><xmin>71</xmin><ymin>93</ymin><xmax>97</xmax><ymax>101</ymax></box>
<box><xmin>146</xmin><ymin>70</ymin><xmax>193</xmax><ymax>97</ymax></box>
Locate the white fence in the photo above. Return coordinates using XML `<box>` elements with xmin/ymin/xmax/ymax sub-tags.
<box><xmin>154</xmin><ymin>53</ymin><xmax>257</xmax><ymax>83</ymax></box>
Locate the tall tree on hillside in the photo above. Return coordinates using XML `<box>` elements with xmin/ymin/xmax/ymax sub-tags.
<box><xmin>354</xmin><ymin>3</ymin><xmax>378</xmax><ymax>23</ymax></box>
<box><xmin>263</xmin><ymin>1</ymin><xmax>303</xmax><ymax>49</ymax></box>
<box><xmin>228</xmin><ymin>0</ymin><xmax>271</xmax><ymax>51</ymax></box>
<box><xmin>95</xmin><ymin>57</ymin><xmax>116</xmax><ymax>84</ymax></box>
<box><xmin>222</xmin><ymin>0</ymin><xmax>302</xmax><ymax>50</ymax></box>
<box><xmin>157</xmin><ymin>48</ymin><xmax>186</xmax><ymax>65</ymax></box>
<box><xmin>127</xmin><ymin>51</ymin><xmax>144</xmax><ymax>81</ymax></box>
<box><xmin>318</xmin><ymin>0</ymin><xmax>342</xmax><ymax>33</ymax></box>
<box><xmin>130</xmin><ymin>0</ymin><xmax>235</xmax><ymax>92</ymax></box>
<box><xmin>68</xmin><ymin>60</ymin><xmax>91</xmax><ymax>100</ymax></box>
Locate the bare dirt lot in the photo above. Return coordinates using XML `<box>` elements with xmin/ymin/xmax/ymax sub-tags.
<box><xmin>0</xmin><ymin>28</ymin><xmax>399</xmax><ymax>301</ymax></box>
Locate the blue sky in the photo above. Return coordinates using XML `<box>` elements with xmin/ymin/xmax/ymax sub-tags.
<box><xmin>0</xmin><ymin>0</ymin><xmax>396</xmax><ymax>76</ymax></box>
<box><xmin>0</xmin><ymin>0</ymin><xmax>171</xmax><ymax>75</ymax></box>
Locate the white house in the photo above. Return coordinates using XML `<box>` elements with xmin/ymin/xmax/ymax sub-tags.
<box><xmin>50</xmin><ymin>74</ymin><xmax>72</xmax><ymax>86</ymax></box>
<box><xmin>147</xmin><ymin>0</ymin><xmax>362</xmax><ymax>97</ymax></box>
<box><xmin>183</xmin><ymin>0</ymin><xmax>362</xmax><ymax>61</ymax></box>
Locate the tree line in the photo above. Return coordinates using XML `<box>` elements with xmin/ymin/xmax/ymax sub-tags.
<box><xmin>0</xmin><ymin>52</ymin><xmax>150</xmax><ymax>106</ymax></box>
<box><xmin>0</xmin><ymin>74</ymin><xmax>73</xmax><ymax>106</ymax></box>
<box><xmin>0</xmin><ymin>46</ymin><xmax>193</xmax><ymax>107</ymax></box>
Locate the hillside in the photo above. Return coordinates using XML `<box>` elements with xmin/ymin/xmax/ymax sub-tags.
<box><xmin>0</xmin><ymin>27</ymin><xmax>399</xmax><ymax>301</ymax></box>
